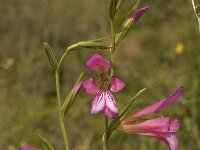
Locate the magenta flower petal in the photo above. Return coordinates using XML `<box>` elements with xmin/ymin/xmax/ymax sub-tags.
<box><xmin>144</xmin><ymin>133</ymin><xmax>179</xmax><ymax>150</ymax></box>
<box><xmin>131</xmin><ymin>6</ymin><xmax>150</xmax><ymax>22</ymax></box>
<box><xmin>132</xmin><ymin>86</ymin><xmax>184</xmax><ymax>118</ymax></box>
<box><xmin>118</xmin><ymin>87</ymin><xmax>183</xmax><ymax>150</ymax></box>
<box><xmin>19</xmin><ymin>147</ymin><xmax>42</xmax><ymax>150</ymax></box>
<box><xmin>104</xmin><ymin>92</ymin><xmax>119</xmax><ymax>118</ymax></box>
<box><xmin>90</xmin><ymin>92</ymin><xmax>105</xmax><ymax>114</ymax></box>
<box><xmin>121</xmin><ymin>117</ymin><xmax>180</xmax><ymax>133</ymax></box>
<box><xmin>82</xmin><ymin>77</ymin><xmax>99</xmax><ymax>94</ymax></box>
<box><xmin>110</xmin><ymin>77</ymin><xmax>126</xmax><ymax>93</ymax></box>
<box><xmin>104</xmin><ymin>108</ymin><xmax>119</xmax><ymax>119</ymax></box>
<box><xmin>86</xmin><ymin>54</ymin><xmax>111</xmax><ymax>74</ymax></box>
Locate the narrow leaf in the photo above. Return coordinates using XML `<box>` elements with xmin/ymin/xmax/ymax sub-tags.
<box><xmin>116</xmin><ymin>0</ymin><xmax>122</xmax><ymax>10</ymax></box>
<box><xmin>30</xmin><ymin>133</ymin><xmax>55</xmax><ymax>150</ymax></box>
<box><xmin>91</xmin><ymin>36</ymin><xmax>110</xmax><ymax>42</ymax></box>
<box><xmin>115</xmin><ymin>20</ymin><xmax>134</xmax><ymax>47</ymax></box>
<box><xmin>76</xmin><ymin>41</ymin><xmax>109</xmax><ymax>49</ymax></box>
<box><xmin>44</xmin><ymin>42</ymin><xmax>58</xmax><ymax>71</ymax></box>
<box><xmin>109</xmin><ymin>0</ymin><xmax>118</xmax><ymax>19</ymax></box>
<box><xmin>127</xmin><ymin>0</ymin><xmax>141</xmax><ymax>17</ymax></box>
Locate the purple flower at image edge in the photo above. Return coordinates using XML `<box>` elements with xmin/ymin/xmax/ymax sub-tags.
<box><xmin>119</xmin><ymin>86</ymin><xmax>184</xmax><ymax>150</ymax></box>
<box><xmin>19</xmin><ymin>146</ymin><xmax>43</xmax><ymax>150</ymax></box>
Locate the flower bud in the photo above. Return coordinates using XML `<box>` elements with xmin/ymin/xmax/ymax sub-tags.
<box><xmin>131</xmin><ymin>6</ymin><xmax>150</xmax><ymax>22</ymax></box>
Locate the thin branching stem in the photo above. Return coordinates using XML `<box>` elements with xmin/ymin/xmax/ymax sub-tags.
<box><xmin>55</xmin><ymin>71</ymin><xmax>70</xmax><ymax>150</ymax></box>
<box><xmin>103</xmin><ymin>116</ymin><xmax>109</xmax><ymax>150</ymax></box>
<box><xmin>57</xmin><ymin>44</ymin><xmax>78</xmax><ymax>71</ymax></box>
<box><xmin>110</xmin><ymin>19</ymin><xmax>115</xmax><ymax>76</ymax></box>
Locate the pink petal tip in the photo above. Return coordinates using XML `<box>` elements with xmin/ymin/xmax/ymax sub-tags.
<box><xmin>82</xmin><ymin>77</ymin><xmax>99</xmax><ymax>95</ymax></box>
<box><xmin>110</xmin><ymin>76</ymin><xmax>126</xmax><ymax>93</ymax></box>
<box><xmin>86</xmin><ymin>54</ymin><xmax>111</xmax><ymax>74</ymax></box>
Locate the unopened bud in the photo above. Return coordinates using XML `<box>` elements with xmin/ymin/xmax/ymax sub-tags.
<box><xmin>131</xmin><ymin>6</ymin><xmax>150</xmax><ymax>22</ymax></box>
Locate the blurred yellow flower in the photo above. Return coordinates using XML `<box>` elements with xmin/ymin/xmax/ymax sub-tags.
<box><xmin>175</xmin><ymin>43</ymin><xmax>184</xmax><ymax>54</ymax></box>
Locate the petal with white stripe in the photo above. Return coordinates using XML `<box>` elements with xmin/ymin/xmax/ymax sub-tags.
<box><xmin>90</xmin><ymin>92</ymin><xmax>105</xmax><ymax>114</ymax></box>
<box><xmin>104</xmin><ymin>92</ymin><xmax>119</xmax><ymax>118</ymax></box>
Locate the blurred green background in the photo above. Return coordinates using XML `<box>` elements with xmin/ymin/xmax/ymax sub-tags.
<box><xmin>0</xmin><ymin>0</ymin><xmax>200</xmax><ymax>149</ymax></box>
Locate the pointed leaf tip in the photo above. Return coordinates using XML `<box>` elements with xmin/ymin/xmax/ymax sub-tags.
<box><xmin>44</xmin><ymin>42</ymin><xmax>58</xmax><ymax>71</ymax></box>
<box><xmin>109</xmin><ymin>0</ymin><xmax>118</xmax><ymax>19</ymax></box>
<box><xmin>30</xmin><ymin>133</ymin><xmax>55</xmax><ymax>150</ymax></box>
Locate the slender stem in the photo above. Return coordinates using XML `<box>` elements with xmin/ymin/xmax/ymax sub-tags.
<box><xmin>102</xmin><ymin>18</ymin><xmax>116</xmax><ymax>150</ymax></box>
<box><xmin>57</xmin><ymin>44</ymin><xmax>78</xmax><ymax>71</ymax></box>
<box><xmin>54</xmin><ymin>44</ymin><xmax>78</xmax><ymax>150</ymax></box>
<box><xmin>55</xmin><ymin>71</ymin><xmax>70</xmax><ymax>150</ymax></box>
<box><xmin>110</xmin><ymin>19</ymin><xmax>115</xmax><ymax>76</ymax></box>
<box><xmin>110</xmin><ymin>20</ymin><xmax>115</xmax><ymax>52</ymax></box>
<box><xmin>103</xmin><ymin>116</ymin><xmax>109</xmax><ymax>150</ymax></box>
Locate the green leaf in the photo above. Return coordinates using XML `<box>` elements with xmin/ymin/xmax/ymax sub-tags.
<box><xmin>114</xmin><ymin>0</ymin><xmax>141</xmax><ymax>47</ymax></box>
<box><xmin>76</xmin><ymin>41</ymin><xmax>109</xmax><ymax>49</ymax></box>
<box><xmin>108</xmin><ymin>88</ymin><xmax>146</xmax><ymax>137</ymax></box>
<box><xmin>115</xmin><ymin>19</ymin><xmax>134</xmax><ymax>47</ymax></box>
<box><xmin>109</xmin><ymin>0</ymin><xmax>118</xmax><ymax>19</ymax></box>
<box><xmin>127</xmin><ymin>0</ymin><xmax>141</xmax><ymax>17</ymax></box>
<box><xmin>116</xmin><ymin>0</ymin><xmax>122</xmax><ymax>10</ymax></box>
<box><xmin>30</xmin><ymin>133</ymin><xmax>55</xmax><ymax>150</ymax></box>
<box><xmin>57</xmin><ymin>38</ymin><xmax>110</xmax><ymax>70</ymax></box>
<box><xmin>62</xmin><ymin>72</ymin><xmax>84</xmax><ymax>115</ymax></box>
<box><xmin>91</xmin><ymin>36</ymin><xmax>110</xmax><ymax>42</ymax></box>
<box><xmin>44</xmin><ymin>42</ymin><xmax>58</xmax><ymax>71</ymax></box>
<box><xmin>65</xmin><ymin>40</ymin><xmax>110</xmax><ymax>53</ymax></box>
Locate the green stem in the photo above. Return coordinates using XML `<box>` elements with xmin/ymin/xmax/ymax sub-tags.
<box><xmin>102</xmin><ymin>19</ymin><xmax>116</xmax><ymax>150</ymax></box>
<box><xmin>103</xmin><ymin>116</ymin><xmax>109</xmax><ymax>150</ymax></box>
<box><xmin>57</xmin><ymin>44</ymin><xmax>78</xmax><ymax>71</ymax></box>
<box><xmin>55</xmin><ymin>71</ymin><xmax>70</xmax><ymax>150</ymax></box>
<box><xmin>110</xmin><ymin>19</ymin><xmax>115</xmax><ymax>76</ymax></box>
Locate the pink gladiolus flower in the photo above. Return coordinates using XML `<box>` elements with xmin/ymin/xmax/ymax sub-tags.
<box><xmin>19</xmin><ymin>146</ymin><xmax>43</xmax><ymax>150</ymax></box>
<box><xmin>131</xmin><ymin>6</ymin><xmax>150</xmax><ymax>22</ymax></box>
<box><xmin>119</xmin><ymin>86</ymin><xmax>184</xmax><ymax>150</ymax></box>
<box><xmin>83</xmin><ymin>54</ymin><xmax>125</xmax><ymax>119</ymax></box>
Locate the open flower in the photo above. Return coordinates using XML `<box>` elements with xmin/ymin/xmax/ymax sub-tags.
<box><xmin>119</xmin><ymin>86</ymin><xmax>184</xmax><ymax>150</ymax></box>
<box><xmin>19</xmin><ymin>146</ymin><xmax>43</xmax><ymax>150</ymax></box>
<box><xmin>83</xmin><ymin>54</ymin><xmax>125</xmax><ymax>119</ymax></box>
